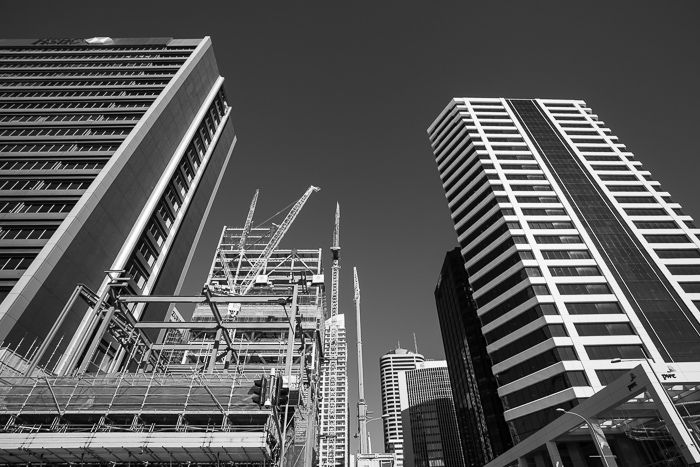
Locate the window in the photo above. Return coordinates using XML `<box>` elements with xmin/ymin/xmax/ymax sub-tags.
<box><xmin>522</xmin><ymin>208</ymin><xmax>567</xmax><ymax>216</ymax></box>
<box><xmin>644</xmin><ymin>234</ymin><xmax>690</xmax><ymax>243</ymax></box>
<box><xmin>535</xmin><ymin>235</ymin><xmax>582</xmax><ymax>244</ymax></box>
<box><xmin>138</xmin><ymin>239</ymin><xmax>157</xmax><ymax>267</ymax></box>
<box><xmin>495</xmin><ymin>347</ymin><xmax>578</xmax><ymax>386</ymax></box>
<box><xmin>596</xmin><ymin>369</ymin><xmax>628</xmax><ymax>385</ymax></box>
<box><xmin>634</xmin><ymin>221</ymin><xmax>679</xmax><ymax>229</ymax></box>
<box><xmin>475</xmin><ymin>267</ymin><xmax>543</xmax><ymax>307</ymax></box>
<box><xmin>655</xmin><ymin>249</ymin><xmax>700</xmax><ymax>258</ymax></box>
<box><xmin>480</xmin><ymin>285</ymin><xmax>549</xmax><ymax>326</ymax></box>
<box><xmin>586</xmin><ymin>345</ymin><xmax>647</xmax><ymax>360</ymax></box>
<box><xmin>528</xmin><ymin>221</ymin><xmax>574</xmax><ymax>230</ymax></box>
<box><xmin>576</xmin><ymin>323</ymin><xmax>634</xmax><ymax>336</ymax></box>
<box><xmin>0</xmin><ymin>254</ymin><xmax>36</xmax><ymax>270</ymax></box>
<box><xmin>667</xmin><ymin>265</ymin><xmax>700</xmax><ymax>275</ymax></box>
<box><xmin>557</xmin><ymin>283</ymin><xmax>611</xmax><ymax>295</ymax></box>
<box><xmin>490</xmin><ymin>324</ymin><xmax>568</xmax><ymax>365</ymax></box>
<box><xmin>615</xmin><ymin>196</ymin><xmax>655</xmax><ymax>204</ymax></box>
<box><xmin>516</xmin><ymin>195</ymin><xmax>559</xmax><ymax>203</ymax></box>
<box><xmin>566</xmin><ymin>302</ymin><xmax>622</xmax><ymax>315</ymax></box>
<box><xmin>147</xmin><ymin>220</ymin><xmax>165</xmax><ymax>247</ymax></box>
<box><xmin>680</xmin><ymin>282</ymin><xmax>700</xmax><ymax>293</ymax></box>
<box><xmin>502</xmin><ymin>371</ymin><xmax>588</xmax><ymax>410</ymax></box>
<box><xmin>484</xmin><ymin>304</ymin><xmax>559</xmax><ymax>344</ymax></box>
<box><xmin>550</xmin><ymin>266</ymin><xmax>601</xmax><ymax>277</ymax></box>
<box><xmin>541</xmin><ymin>250</ymin><xmax>591</xmax><ymax>260</ymax></box>
<box><xmin>625</xmin><ymin>208</ymin><xmax>667</xmax><ymax>216</ymax></box>
<box><xmin>0</xmin><ymin>225</ymin><xmax>56</xmax><ymax>240</ymax></box>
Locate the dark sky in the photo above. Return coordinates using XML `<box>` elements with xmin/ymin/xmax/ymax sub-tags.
<box><xmin>3</xmin><ymin>0</ymin><xmax>699</xmax><ymax>453</ymax></box>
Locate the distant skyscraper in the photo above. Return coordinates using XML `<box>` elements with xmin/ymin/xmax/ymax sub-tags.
<box><xmin>399</xmin><ymin>361</ymin><xmax>464</xmax><ymax>467</ymax></box>
<box><xmin>435</xmin><ymin>247</ymin><xmax>512</xmax><ymax>465</ymax></box>
<box><xmin>380</xmin><ymin>348</ymin><xmax>424</xmax><ymax>466</ymax></box>
<box><xmin>427</xmin><ymin>97</ymin><xmax>700</xmax><ymax>443</ymax></box>
<box><xmin>0</xmin><ymin>37</ymin><xmax>236</xmax><ymax>365</ymax></box>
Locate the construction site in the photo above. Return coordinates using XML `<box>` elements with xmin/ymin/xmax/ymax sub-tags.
<box><xmin>0</xmin><ymin>186</ymin><xmax>338</xmax><ymax>466</ymax></box>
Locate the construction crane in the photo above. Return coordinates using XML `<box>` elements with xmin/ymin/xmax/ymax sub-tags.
<box><xmin>216</xmin><ymin>190</ymin><xmax>258</xmax><ymax>294</ymax></box>
<box><xmin>354</xmin><ymin>266</ymin><xmax>369</xmax><ymax>454</ymax></box>
<box><xmin>232</xmin><ymin>189</ymin><xmax>259</xmax><ymax>290</ymax></box>
<box><xmin>330</xmin><ymin>203</ymin><xmax>340</xmax><ymax>318</ymax></box>
<box><xmin>237</xmin><ymin>185</ymin><xmax>320</xmax><ymax>295</ymax></box>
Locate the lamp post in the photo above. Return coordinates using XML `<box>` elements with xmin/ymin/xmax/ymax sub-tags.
<box><xmin>354</xmin><ymin>414</ymin><xmax>389</xmax><ymax>453</ymax></box>
<box><xmin>555</xmin><ymin>408</ymin><xmax>613</xmax><ymax>467</ymax></box>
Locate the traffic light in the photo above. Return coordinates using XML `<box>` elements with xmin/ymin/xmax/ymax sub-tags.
<box><xmin>276</xmin><ymin>378</ymin><xmax>290</xmax><ymax>407</ymax></box>
<box><xmin>252</xmin><ymin>376</ymin><xmax>270</xmax><ymax>407</ymax></box>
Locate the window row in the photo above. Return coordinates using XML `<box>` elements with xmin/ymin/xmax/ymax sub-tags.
<box><xmin>502</xmin><ymin>371</ymin><xmax>589</xmax><ymax>410</ymax></box>
<box><xmin>0</xmin><ymin>79</ymin><xmax>169</xmax><ymax>88</ymax></box>
<box><xmin>0</xmin><ymin>101</ymin><xmax>150</xmax><ymax>111</ymax></box>
<box><xmin>0</xmin><ymin>254</ymin><xmax>36</xmax><ymax>270</ymax></box>
<box><xmin>0</xmin><ymin>127</ymin><xmax>130</xmax><ymax>137</ymax></box>
<box><xmin>0</xmin><ymin>142</ymin><xmax>119</xmax><ymax>153</ymax></box>
<box><xmin>0</xmin><ymin>201</ymin><xmax>74</xmax><ymax>214</ymax></box>
<box><xmin>0</xmin><ymin>225</ymin><xmax>56</xmax><ymax>240</ymax></box>
<box><xmin>0</xmin><ymin>113</ymin><xmax>143</xmax><ymax>123</ymax></box>
<box><xmin>0</xmin><ymin>89</ymin><xmax>160</xmax><ymax>98</ymax></box>
<box><xmin>0</xmin><ymin>159</ymin><xmax>105</xmax><ymax>171</ymax></box>
<box><xmin>123</xmin><ymin>90</ymin><xmax>228</xmax><ymax>292</ymax></box>
<box><xmin>0</xmin><ymin>178</ymin><xmax>92</xmax><ymax>191</ymax></box>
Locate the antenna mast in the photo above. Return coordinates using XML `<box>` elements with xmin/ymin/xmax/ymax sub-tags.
<box><xmin>354</xmin><ymin>267</ymin><xmax>369</xmax><ymax>454</ymax></box>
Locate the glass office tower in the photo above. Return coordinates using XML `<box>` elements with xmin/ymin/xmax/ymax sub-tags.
<box><xmin>0</xmin><ymin>37</ymin><xmax>236</xmax><ymax>365</ymax></box>
<box><xmin>435</xmin><ymin>247</ymin><xmax>512</xmax><ymax>465</ymax></box>
<box><xmin>427</xmin><ymin>98</ymin><xmax>700</xmax><ymax>443</ymax></box>
<box><xmin>399</xmin><ymin>361</ymin><xmax>465</xmax><ymax>467</ymax></box>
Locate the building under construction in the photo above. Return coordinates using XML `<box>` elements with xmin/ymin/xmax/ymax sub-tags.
<box><xmin>318</xmin><ymin>204</ymin><xmax>349</xmax><ymax>466</ymax></box>
<box><xmin>0</xmin><ymin>186</ymin><xmax>326</xmax><ymax>466</ymax></box>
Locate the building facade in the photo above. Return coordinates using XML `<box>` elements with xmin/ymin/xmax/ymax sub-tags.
<box><xmin>0</xmin><ymin>37</ymin><xmax>236</xmax><ymax>369</ymax></box>
<box><xmin>435</xmin><ymin>247</ymin><xmax>512</xmax><ymax>465</ymax></box>
<box><xmin>319</xmin><ymin>204</ymin><xmax>349</xmax><ymax>466</ymax></box>
<box><xmin>380</xmin><ymin>348</ymin><xmax>424</xmax><ymax>466</ymax></box>
<box><xmin>399</xmin><ymin>361</ymin><xmax>464</xmax><ymax>467</ymax></box>
<box><xmin>427</xmin><ymin>98</ymin><xmax>700</xmax><ymax>445</ymax></box>
<box><xmin>319</xmin><ymin>313</ymin><xmax>349</xmax><ymax>466</ymax></box>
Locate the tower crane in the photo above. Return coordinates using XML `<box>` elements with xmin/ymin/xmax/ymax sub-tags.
<box><xmin>237</xmin><ymin>185</ymin><xmax>320</xmax><ymax>295</ymax></box>
<box><xmin>330</xmin><ymin>203</ymin><xmax>340</xmax><ymax>318</ymax></box>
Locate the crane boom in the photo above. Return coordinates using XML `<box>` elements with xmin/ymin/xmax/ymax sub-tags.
<box><xmin>233</xmin><ymin>189</ymin><xmax>259</xmax><ymax>292</ymax></box>
<box><xmin>238</xmin><ymin>185</ymin><xmax>320</xmax><ymax>295</ymax></box>
<box><xmin>354</xmin><ymin>266</ymin><xmax>369</xmax><ymax>454</ymax></box>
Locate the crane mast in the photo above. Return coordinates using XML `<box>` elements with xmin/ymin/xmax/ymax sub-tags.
<box><xmin>232</xmin><ymin>189</ymin><xmax>259</xmax><ymax>291</ymax></box>
<box><xmin>330</xmin><ymin>203</ymin><xmax>340</xmax><ymax>318</ymax></box>
<box><xmin>354</xmin><ymin>267</ymin><xmax>369</xmax><ymax>454</ymax></box>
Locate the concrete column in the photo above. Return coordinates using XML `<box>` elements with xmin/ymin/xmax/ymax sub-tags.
<box><xmin>546</xmin><ymin>441</ymin><xmax>563</xmax><ymax>467</ymax></box>
<box><xmin>588</xmin><ymin>420</ymin><xmax>618</xmax><ymax>467</ymax></box>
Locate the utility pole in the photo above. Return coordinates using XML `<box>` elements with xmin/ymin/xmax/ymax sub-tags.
<box><xmin>354</xmin><ymin>267</ymin><xmax>369</xmax><ymax>454</ymax></box>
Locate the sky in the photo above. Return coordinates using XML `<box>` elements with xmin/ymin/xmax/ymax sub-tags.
<box><xmin>2</xmin><ymin>0</ymin><xmax>700</xmax><ymax>453</ymax></box>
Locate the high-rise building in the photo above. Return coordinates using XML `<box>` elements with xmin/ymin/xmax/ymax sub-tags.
<box><xmin>427</xmin><ymin>97</ymin><xmax>700</xmax><ymax>464</ymax></box>
<box><xmin>319</xmin><ymin>204</ymin><xmax>349</xmax><ymax>467</ymax></box>
<box><xmin>320</xmin><ymin>314</ymin><xmax>349</xmax><ymax>466</ymax></box>
<box><xmin>435</xmin><ymin>247</ymin><xmax>512</xmax><ymax>465</ymax></box>
<box><xmin>399</xmin><ymin>361</ymin><xmax>464</xmax><ymax>467</ymax></box>
<box><xmin>0</xmin><ymin>37</ymin><xmax>236</xmax><ymax>366</ymax></box>
<box><xmin>380</xmin><ymin>347</ymin><xmax>424</xmax><ymax>466</ymax></box>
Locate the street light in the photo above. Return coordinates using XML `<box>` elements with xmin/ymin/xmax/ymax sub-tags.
<box><xmin>353</xmin><ymin>414</ymin><xmax>389</xmax><ymax>453</ymax></box>
<box><xmin>555</xmin><ymin>408</ymin><xmax>612</xmax><ymax>467</ymax></box>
